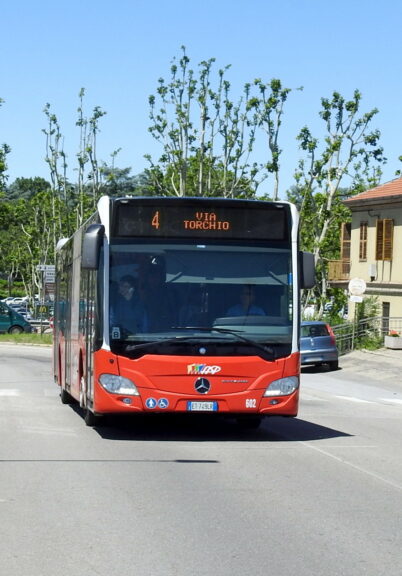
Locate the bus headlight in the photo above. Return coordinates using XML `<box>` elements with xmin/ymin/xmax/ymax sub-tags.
<box><xmin>263</xmin><ymin>376</ymin><xmax>299</xmax><ymax>397</ymax></box>
<box><xmin>99</xmin><ymin>374</ymin><xmax>140</xmax><ymax>395</ymax></box>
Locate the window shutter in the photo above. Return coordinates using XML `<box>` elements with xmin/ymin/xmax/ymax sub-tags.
<box><xmin>341</xmin><ymin>222</ymin><xmax>351</xmax><ymax>261</ymax></box>
<box><xmin>383</xmin><ymin>219</ymin><xmax>393</xmax><ymax>261</ymax></box>
<box><xmin>376</xmin><ymin>220</ymin><xmax>384</xmax><ymax>260</ymax></box>
<box><xmin>376</xmin><ymin>219</ymin><xmax>393</xmax><ymax>261</ymax></box>
<box><xmin>359</xmin><ymin>222</ymin><xmax>367</xmax><ymax>261</ymax></box>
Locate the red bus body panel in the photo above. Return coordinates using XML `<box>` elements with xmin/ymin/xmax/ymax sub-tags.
<box><xmin>92</xmin><ymin>348</ymin><xmax>300</xmax><ymax>417</ymax></box>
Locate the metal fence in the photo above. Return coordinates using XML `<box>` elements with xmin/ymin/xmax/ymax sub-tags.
<box><xmin>332</xmin><ymin>316</ymin><xmax>402</xmax><ymax>355</ymax></box>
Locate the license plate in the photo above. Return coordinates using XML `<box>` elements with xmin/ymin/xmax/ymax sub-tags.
<box><xmin>187</xmin><ymin>401</ymin><xmax>218</xmax><ymax>412</ymax></box>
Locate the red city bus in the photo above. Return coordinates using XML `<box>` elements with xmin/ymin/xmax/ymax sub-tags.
<box><xmin>53</xmin><ymin>196</ymin><xmax>315</xmax><ymax>427</ymax></box>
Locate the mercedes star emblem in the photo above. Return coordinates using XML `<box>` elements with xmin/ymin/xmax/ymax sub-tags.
<box><xmin>194</xmin><ymin>377</ymin><xmax>211</xmax><ymax>394</ymax></box>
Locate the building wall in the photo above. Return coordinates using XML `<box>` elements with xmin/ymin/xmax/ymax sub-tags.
<box><xmin>348</xmin><ymin>201</ymin><xmax>402</xmax><ymax>318</ymax></box>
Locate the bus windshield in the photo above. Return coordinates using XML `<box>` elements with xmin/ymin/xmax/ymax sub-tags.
<box><xmin>108</xmin><ymin>240</ymin><xmax>293</xmax><ymax>356</ymax></box>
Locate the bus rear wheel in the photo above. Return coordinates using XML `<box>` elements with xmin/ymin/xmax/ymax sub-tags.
<box><xmin>60</xmin><ymin>387</ymin><xmax>73</xmax><ymax>404</ymax></box>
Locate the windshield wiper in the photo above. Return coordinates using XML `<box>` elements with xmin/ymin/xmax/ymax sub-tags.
<box><xmin>172</xmin><ymin>326</ymin><xmax>276</xmax><ymax>359</ymax></box>
<box><xmin>125</xmin><ymin>334</ymin><xmax>204</xmax><ymax>353</ymax></box>
<box><xmin>125</xmin><ymin>327</ymin><xmax>276</xmax><ymax>360</ymax></box>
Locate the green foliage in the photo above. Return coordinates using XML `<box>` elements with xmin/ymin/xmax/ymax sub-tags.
<box><xmin>356</xmin><ymin>295</ymin><xmax>380</xmax><ymax>322</ymax></box>
<box><xmin>146</xmin><ymin>46</ymin><xmax>294</xmax><ymax>197</ymax></box>
<box><xmin>6</xmin><ymin>177</ymin><xmax>51</xmax><ymax>201</ymax></box>
<box><xmin>0</xmin><ymin>68</ymin><xmax>391</xmax><ymax>313</ymax></box>
<box><xmin>0</xmin><ymin>98</ymin><xmax>10</xmax><ymax>195</ymax></box>
<box><xmin>0</xmin><ymin>333</ymin><xmax>52</xmax><ymax>346</ymax></box>
<box><xmin>290</xmin><ymin>90</ymin><xmax>385</xmax><ymax>315</ymax></box>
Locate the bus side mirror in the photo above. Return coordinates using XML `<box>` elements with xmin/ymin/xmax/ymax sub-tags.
<box><xmin>300</xmin><ymin>251</ymin><xmax>315</xmax><ymax>289</ymax></box>
<box><xmin>82</xmin><ymin>224</ymin><xmax>105</xmax><ymax>270</ymax></box>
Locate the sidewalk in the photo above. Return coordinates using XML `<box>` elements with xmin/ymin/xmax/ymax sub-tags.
<box><xmin>340</xmin><ymin>347</ymin><xmax>402</xmax><ymax>378</ymax></box>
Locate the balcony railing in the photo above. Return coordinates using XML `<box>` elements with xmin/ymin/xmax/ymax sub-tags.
<box><xmin>328</xmin><ymin>259</ymin><xmax>350</xmax><ymax>281</ymax></box>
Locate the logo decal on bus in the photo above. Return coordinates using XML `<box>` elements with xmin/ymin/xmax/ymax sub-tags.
<box><xmin>187</xmin><ymin>364</ymin><xmax>221</xmax><ymax>375</ymax></box>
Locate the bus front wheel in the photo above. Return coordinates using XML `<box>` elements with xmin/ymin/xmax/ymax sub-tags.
<box><xmin>84</xmin><ymin>408</ymin><xmax>103</xmax><ymax>427</ymax></box>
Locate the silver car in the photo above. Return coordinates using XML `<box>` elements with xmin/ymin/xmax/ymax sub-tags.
<box><xmin>300</xmin><ymin>321</ymin><xmax>339</xmax><ymax>370</ymax></box>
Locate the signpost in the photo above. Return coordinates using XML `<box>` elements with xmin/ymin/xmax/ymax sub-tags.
<box><xmin>348</xmin><ymin>278</ymin><xmax>367</xmax><ymax>350</ymax></box>
<box><xmin>348</xmin><ymin>278</ymin><xmax>366</xmax><ymax>297</ymax></box>
<box><xmin>36</xmin><ymin>265</ymin><xmax>55</xmax><ymax>301</ymax></box>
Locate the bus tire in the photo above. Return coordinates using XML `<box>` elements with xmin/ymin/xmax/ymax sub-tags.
<box><xmin>84</xmin><ymin>408</ymin><xmax>102</xmax><ymax>427</ymax></box>
<box><xmin>60</xmin><ymin>387</ymin><xmax>72</xmax><ymax>404</ymax></box>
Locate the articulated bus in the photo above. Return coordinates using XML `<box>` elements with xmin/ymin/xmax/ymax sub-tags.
<box><xmin>53</xmin><ymin>195</ymin><xmax>315</xmax><ymax>427</ymax></box>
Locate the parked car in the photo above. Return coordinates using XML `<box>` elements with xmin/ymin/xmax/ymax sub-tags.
<box><xmin>300</xmin><ymin>320</ymin><xmax>339</xmax><ymax>370</ymax></box>
<box><xmin>1</xmin><ymin>297</ymin><xmax>16</xmax><ymax>304</ymax></box>
<box><xmin>0</xmin><ymin>302</ymin><xmax>33</xmax><ymax>334</ymax></box>
<box><xmin>14</xmin><ymin>307</ymin><xmax>33</xmax><ymax>321</ymax></box>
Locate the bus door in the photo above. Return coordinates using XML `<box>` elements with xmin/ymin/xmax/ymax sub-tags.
<box><xmin>64</xmin><ymin>263</ymin><xmax>73</xmax><ymax>391</ymax></box>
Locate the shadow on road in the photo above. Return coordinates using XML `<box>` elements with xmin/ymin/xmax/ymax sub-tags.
<box><xmin>73</xmin><ymin>409</ymin><xmax>352</xmax><ymax>444</ymax></box>
<box><xmin>301</xmin><ymin>364</ymin><xmax>341</xmax><ymax>374</ymax></box>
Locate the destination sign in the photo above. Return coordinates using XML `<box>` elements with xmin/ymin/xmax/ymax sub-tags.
<box><xmin>113</xmin><ymin>201</ymin><xmax>289</xmax><ymax>241</ymax></box>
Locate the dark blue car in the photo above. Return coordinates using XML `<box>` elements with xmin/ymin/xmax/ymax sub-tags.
<box><xmin>300</xmin><ymin>321</ymin><xmax>339</xmax><ymax>370</ymax></box>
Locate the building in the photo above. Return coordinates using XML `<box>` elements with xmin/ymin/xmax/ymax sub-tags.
<box><xmin>328</xmin><ymin>177</ymin><xmax>402</xmax><ymax>318</ymax></box>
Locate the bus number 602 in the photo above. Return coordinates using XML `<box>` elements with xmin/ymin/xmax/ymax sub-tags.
<box><xmin>245</xmin><ymin>399</ymin><xmax>257</xmax><ymax>408</ymax></box>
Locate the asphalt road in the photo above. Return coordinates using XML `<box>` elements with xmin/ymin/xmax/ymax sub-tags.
<box><xmin>1</xmin><ymin>344</ymin><xmax>402</xmax><ymax>576</ymax></box>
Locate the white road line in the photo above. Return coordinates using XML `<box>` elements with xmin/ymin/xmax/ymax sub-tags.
<box><xmin>0</xmin><ymin>389</ymin><xmax>20</xmax><ymax>396</ymax></box>
<box><xmin>335</xmin><ymin>395</ymin><xmax>375</xmax><ymax>404</ymax></box>
<box><xmin>301</xmin><ymin>442</ymin><xmax>402</xmax><ymax>492</ymax></box>
<box><xmin>22</xmin><ymin>425</ymin><xmax>78</xmax><ymax>437</ymax></box>
<box><xmin>335</xmin><ymin>395</ymin><xmax>402</xmax><ymax>406</ymax></box>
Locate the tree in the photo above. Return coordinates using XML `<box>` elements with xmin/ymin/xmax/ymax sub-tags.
<box><xmin>76</xmin><ymin>88</ymin><xmax>107</xmax><ymax>219</ymax></box>
<box><xmin>247</xmin><ymin>79</ymin><xmax>297</xmax><ymax>200</ymax></box>
<box><xmin>99</xmin><ymin>165</ymin><xmax>150</xmax><ymax>197</ymax></box>
<box><xmin>146</xmin><ymin>47</ymin><xmax>293</xmax><ymax>198</ymax></box>
<box><xmin>0</xmin><ymin>98</ymin><xmax>10</xmax><ymax>196</ymax></box>
<box><xmin>43</xmin><ymin>89</ymin><xmax>108</xmax><ymax>239</ymax></box>
<box><xmin>6</xmin><ymin>177</ymin><xmax>51</xmax><ymax>201</ymax></box>
<box><xmin>290</xmin><ymin>90</ymin><xmax>385</xmax><ymax>315</ymax></box>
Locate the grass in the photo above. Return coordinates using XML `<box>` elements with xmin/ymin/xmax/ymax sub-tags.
<box><xmin>0</xmin><ymin>333</ymin><xmax>53</xmax><ymax>346</ymax></box>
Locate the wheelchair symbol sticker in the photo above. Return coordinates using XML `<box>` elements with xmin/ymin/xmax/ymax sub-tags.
<box><xmin>158</xmin><ymin>398</ymin><xmax>169</xmax><ymax>409</ymax></box>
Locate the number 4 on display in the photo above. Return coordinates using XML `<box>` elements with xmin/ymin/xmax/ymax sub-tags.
<box><xmin>151</xmin><ymin>211</ymin><xmax>160</xmax><ymax>229</ymax></box>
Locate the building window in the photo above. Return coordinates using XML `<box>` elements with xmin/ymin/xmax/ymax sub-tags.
<box><xmin>359</xmin><ymin>222</ymin><xmax>368</xmax><ymax>261</ymax></box>
<box><xmin>376</xmin><ymin>219</ymin><xmax>393</xmax><ymax>261</ymax></box>
<box><xmin>339</xmin><ymin>222</ymin><xmax>351</xmax><ymax>277</ymax></box>
<box><xmin>341</xmin><ymin>222</ymin><xmax>351</xmax><ymax>261</ymax></box>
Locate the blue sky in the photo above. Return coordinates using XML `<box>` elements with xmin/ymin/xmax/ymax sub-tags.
<box><xmin>2</xmin><ymin>0</ymin><xmax>402</xmax><ymax>198</ymax></box>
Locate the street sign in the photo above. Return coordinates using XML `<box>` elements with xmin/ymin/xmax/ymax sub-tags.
<box><xmin>348</xmin><ymin>277</ymin><xmax>366</xmax><ymax>296</ymax></box>
<box><xmin>349</xmin><ymin>295</ymin><xmax>363</xmax><ymax>303</ymax></box>
<box><xmin>36</xmin><ymin>264</ymin><xmax>55</xmax><ymax>273</ymax></box>
<box><xmin>44</xmin><ymin>270</ymin><xmax>55</xmax><ymax>283</ymax></box>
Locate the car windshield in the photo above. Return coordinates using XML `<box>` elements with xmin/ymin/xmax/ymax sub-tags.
<box><xmin>301</xmin><ymin>324</ymin><xmax>329</xmax><ymax>338</ymax></box>
<box><xmin>108</xmin><ymin>240</ymin><xmax>293</xmax><ymax>355</ymax></box>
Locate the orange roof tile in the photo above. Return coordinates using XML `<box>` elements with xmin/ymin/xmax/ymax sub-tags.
<box><xmin>344</xmin><ymin>177</ymin><xmax>402</xmax><ymax>204</ymax></box>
